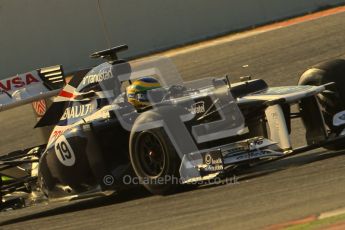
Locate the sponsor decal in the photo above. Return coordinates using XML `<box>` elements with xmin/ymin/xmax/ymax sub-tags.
<box><xmin>203</xmin><ymin>151</ymin><xmax>224</xmax><ymax>171</ymax></box>
<box><xmin>32</xmin><ymin>99</ymin><xmax>47</xmax><ymax>116</ymax></box>
<box><xmin>204</xmin><ymin>153</ymin><xmax>222</xmax><ymax>165</ymax></box>
<box><xmin>205</xmin><ymin>153</ymin><xmax>212</xmax><ymax>165</ymax></box>
<box><xmin>60</xmin><ymin>104</ymin><xmax>94</xmax><ymax>120</ymax></box>
<box><xmin>48</xmin><ymin>126</ymin><xmax>70</xmax><ymax>147</ymax></box>
<box><xmin>55</xmin><ymin>135</ymin><xmax>75</xmax><ymax>166</ymax></box>
<box><xmin>0</xmin><ymin>73</ymin><xmax>39</xmax><ymax>92</ymax></box>
<box><xmin>51</xmin><ymin>130</ymin><xmax>64</xmax><ymax>141</ymax></box>
<box><xmin>188</xmin><ymin>101</ymin><xmax>206</xmax><ymax>114</ymax></box>
<box><xmin>82</xmin><ymin>69</ymin><xmax>113</xmax><ymax>85</ymax></box>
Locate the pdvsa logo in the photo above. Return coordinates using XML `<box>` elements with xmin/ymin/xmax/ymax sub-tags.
<box><xmin>0</xmin><ymin>73</ymin><xmax>39</xmax><ymax>92</ymax></box>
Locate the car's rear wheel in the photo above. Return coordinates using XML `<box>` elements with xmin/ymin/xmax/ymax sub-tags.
<box><xmin>299</xmin><ymin>59</ymin><xmax>345</xmax><ymax>150</ymax></box>
<box><xmin>129</xmin><ymin>128</ymin><xmax>181</xmax><ymax>195</ymax></box>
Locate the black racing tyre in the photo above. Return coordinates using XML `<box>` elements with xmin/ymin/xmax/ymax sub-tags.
<box><xmin>298</xmin><ymin>59</ymin><xmax>345</xmax><ymax>150</ymax></box>
<box><xmin>129</xmin><ymin>128</ymin><xmax>181</xmax><ymax>195</ymax></box>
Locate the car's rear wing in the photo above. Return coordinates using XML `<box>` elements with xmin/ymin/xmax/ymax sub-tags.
<box><xmin>0</xmin><ymin>65</ymin><xmax>65</xmax><ymax>112</ymax></box>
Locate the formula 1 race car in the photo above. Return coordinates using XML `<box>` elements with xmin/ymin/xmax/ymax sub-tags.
<box><xmin>2</xmin><ymin>44</ymin><xmax>345</xmax><ymax>210</ymax></box>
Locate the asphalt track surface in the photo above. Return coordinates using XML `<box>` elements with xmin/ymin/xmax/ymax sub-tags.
<box><xmin>1</xmin><ymin>10</ymin><xmax>345</xmax><ymax>230</ymax></box>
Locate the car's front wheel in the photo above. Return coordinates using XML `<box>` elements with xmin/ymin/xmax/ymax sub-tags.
<box><xmin>129</xmin><ymin>128</ymin><xmax>181</xmax><ymax>195</ymax></box>
<box><xmin>299</xmin><ymin>59</ymin><xmax>345</xmax><ymax>150</ymax></box>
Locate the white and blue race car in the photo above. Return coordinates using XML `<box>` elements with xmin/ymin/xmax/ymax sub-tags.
<box><xmin>1</xmin><ymin>45</ymin><xmax>345</xmax><ymax>210</ymax></box>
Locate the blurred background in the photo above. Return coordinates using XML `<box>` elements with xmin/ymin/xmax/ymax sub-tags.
<box><xmin>1</xmin><ymin>0</ymin><xmax>344</xmax><ymax>78</ymax></box>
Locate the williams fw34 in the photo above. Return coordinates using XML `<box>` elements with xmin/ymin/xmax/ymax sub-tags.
<box><xmin>2</xmin><ymin>45</ymin><xmax>345</xmax><ymax>210</ymax></box>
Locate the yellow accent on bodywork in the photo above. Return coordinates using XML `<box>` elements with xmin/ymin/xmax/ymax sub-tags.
<box><xmin>1</xmin><ymin>176</ymin><xmax>14</xmax><ymax>182</ymax></box>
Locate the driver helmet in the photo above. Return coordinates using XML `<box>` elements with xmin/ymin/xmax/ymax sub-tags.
<box><xmin>126</xmin><ymin>77</ymin><xmax>161</xmax><ymax>108</ymax></box>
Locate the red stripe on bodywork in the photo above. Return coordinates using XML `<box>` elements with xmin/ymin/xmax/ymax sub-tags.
<box><xmin>59</xmin><ymin>90</ymin><xmax>74</xmax><ymax>98</ymax></box>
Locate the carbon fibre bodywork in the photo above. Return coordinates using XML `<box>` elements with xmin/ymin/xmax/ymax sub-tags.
<box><xmin>2</xmin><ymin>46</ymin><xmax>345</xmax><ymax>208</ymax></box>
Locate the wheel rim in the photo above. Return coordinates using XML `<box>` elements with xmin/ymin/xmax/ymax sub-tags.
<box><xmin>136</xmin><ymin>132</ymin><xmax>166</xmax><ymax>177</ymax></box>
